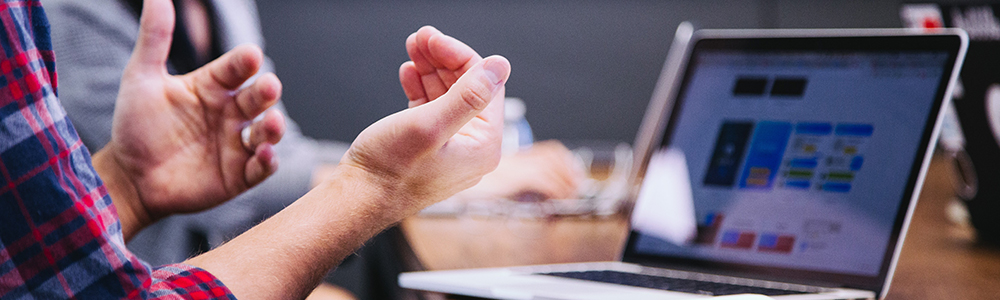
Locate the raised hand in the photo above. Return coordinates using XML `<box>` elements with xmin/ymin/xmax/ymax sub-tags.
<box><xmin>399</xmin><ymin>27</ymin><xmax>582</xmax><ymax>202</ymax></box>
<box><xmin>336</xmin><ymin>27</ymin><xmax>510</xmax><ymax>214</ymax></box>
<box><xmin>93</xmin><ymin>0</ymin><xmax>285</xmax><ymax>239</ymax></box>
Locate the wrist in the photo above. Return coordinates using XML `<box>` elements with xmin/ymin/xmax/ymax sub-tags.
<box><xmin>187</xmin><ymin>161</ymin><xmax>413</xmax><ymax>299</ymax></box>
<box><xmin>319</xmin><ymin>162</ymin><xmax>417</xmax><ymax>226</ymax></box>
<box><xmin>310</xmin><ymin>164</ymin><xmax>339</xmax><ymax>188</ymax></box>
<box><xmin>92</xmin><ymin>146</ymin><xmax>151</xmax><ymax>241</ymax></box>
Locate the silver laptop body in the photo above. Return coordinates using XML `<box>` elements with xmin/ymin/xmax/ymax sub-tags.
<box><xmin>400</xmin><ymin>26</ymin><xmax>968</xmax><ymax>300</ymax></box>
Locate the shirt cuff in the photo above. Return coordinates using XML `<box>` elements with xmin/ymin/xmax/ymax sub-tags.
<box><xmin>146</xmin><ymin>263</ymin><xmax>236</xmax><ymax>299</ymax></box>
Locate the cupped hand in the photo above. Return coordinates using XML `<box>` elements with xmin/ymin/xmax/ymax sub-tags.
<box><xmin>398</xmin><ymin>27</ymin><xmax>580</xmax><ymax>202</ymax></box>
<box><xmin>337</xmin><ymin>26</ymin><xmax>510</xmax><ymax>215</ymax></box>
<box><xmin>99</xmin><ymin>0</ymin><xmax>285</xmax><ymax>231</ymax></box>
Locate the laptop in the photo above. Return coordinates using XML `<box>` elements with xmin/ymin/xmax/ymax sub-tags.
<box><xmin>399</xmin><ymin>26</ymin><xmax>968</xmax><ymax>300</ymax></box>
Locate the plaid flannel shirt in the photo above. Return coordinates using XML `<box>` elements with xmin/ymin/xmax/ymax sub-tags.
<box><xmin>0</xmin><ymin>1</ymin><xmax>235</xmax><ymax>299</ymax></box>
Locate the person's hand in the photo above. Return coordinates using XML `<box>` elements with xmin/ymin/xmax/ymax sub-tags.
<box><xmin>92</xmin><ymin>0</ymin><xmax>285</xmax><ymax>239</ymax></box>
<box><xmin>335</xmin><ymin>26</ymin><xmax>510</xmax><ymax>215</ymax></box>
<box><xmin>397</xmin><ymin>27</ymin><xmax>579</xmax><ymax>201</ymax></box>
<box><xmin>455</xmin><ymin>140</ymin><xmax>582</xmax><ymax>201</ymax></box>
<box><xmin>185</xmin><ymin>26</ymin><xmax>508</xmax><ymax>300</ymax></box>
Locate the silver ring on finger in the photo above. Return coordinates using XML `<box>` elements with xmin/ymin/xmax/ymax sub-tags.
<box><xmin>241</xmin><ymin>124</ymin><xmax>253</xmax><ymax>151</ymax></box>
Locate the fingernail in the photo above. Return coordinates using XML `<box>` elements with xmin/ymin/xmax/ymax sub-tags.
<box><xmin>483</xmin><ymin>57</ymin><xmax>509</xmax><ymax>87</ymax></box>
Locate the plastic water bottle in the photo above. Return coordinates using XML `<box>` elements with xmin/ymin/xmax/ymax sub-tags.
<box><xmin>502</xmin><ymin>97</ymin><xmax>533</xmax><ymax>154</ymax></box>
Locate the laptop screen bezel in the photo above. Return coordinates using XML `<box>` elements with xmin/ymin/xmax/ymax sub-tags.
<box><xmin>621</xmin><ymin>30</ymin><xmax>966</xmax><ymax>295</ymax></box>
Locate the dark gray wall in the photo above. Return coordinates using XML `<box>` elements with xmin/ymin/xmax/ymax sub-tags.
<box><xmin>255</xmin><ymin>0</ymin><xmax>966</xmax><ymax>144</ymax></box>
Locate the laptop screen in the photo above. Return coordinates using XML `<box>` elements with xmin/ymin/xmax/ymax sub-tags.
<box><xmin>624</xmin><ymin>34</ymin><xmax>963</xmax><ymax>292</ymax></box>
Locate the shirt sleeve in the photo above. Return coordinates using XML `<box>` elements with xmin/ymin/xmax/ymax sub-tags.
<box><xmin>0</xmin><ymin>2</ymin><xmax>238</xmax><ymax>299</ymax></box>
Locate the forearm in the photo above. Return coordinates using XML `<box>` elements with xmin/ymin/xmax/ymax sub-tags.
<box><xmin>91</xmin><ymin>148</ymin><xmax>149</xmax><ymax>241</ymax></box>
<box><xmin>185</xmin><ymin>164</ymin><xmax>407</xmax><ymax>300</ymax></box>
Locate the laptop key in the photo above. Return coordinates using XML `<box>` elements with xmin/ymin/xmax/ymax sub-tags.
<box><xmin>540</xmin><ymin>270</ymin><xmax>809</xmax><ymax>296</ymax></box>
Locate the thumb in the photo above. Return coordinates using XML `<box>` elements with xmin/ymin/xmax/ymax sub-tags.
<box><xmin>127</xmin><ymin>0</ymin><xmax>175</xmax><ymax>75</ymax></box>
<box><xmin>419</xmin><ymin>55</ymin><xmax>510</xmax><ymax>140</ymax></box>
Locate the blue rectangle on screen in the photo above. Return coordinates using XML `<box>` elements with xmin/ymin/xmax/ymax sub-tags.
<box><xmin>822</xmin><ymin>182</ymin><xmax>852</xmax><ymax>193</ymax></box>
<box><xmin>704</xmin><ymin>122</ymin><xmax>754</xmax><ymax>187</ymax></box>
<box><xmin>705</xmin><ymin>212</ymin><xmax>717</xmax><ymax>225</ymax></box>
<box><xmin>789</xmin><ymin>158</ymin><xmax>818</xmax><ymax>169</ymax></box>
<box><xmin>795</xmin><ymin>123</ymin><xmax>832</xmax><ymax>135</ymax></box>
<box><xmin>785</xmin><ymin>180</ymin><xmax>810</xmax><ymax>189</ymax></box>
<box><xmin>851</xmin><ymin>156</ymin><xmax>864</xmax><ymax>171</ymax></box>
<box><xmin>835</xmin><ymin>124</ymin><xmax>874</xmax><ymax>136</ymax></box>
<box><xmin>721</xmin><ymin>231</ymin><xmax>740</xmax><ymax>244</ymax></box>
<box><xmin>739</xmin><ymin>121</ymin><xmax>792</xmax><ymax>189</ymax></box>
<box><xmin>758</xmin><ymin>234</ymin><xmax>778</xmax><ymax>248</ymax></box>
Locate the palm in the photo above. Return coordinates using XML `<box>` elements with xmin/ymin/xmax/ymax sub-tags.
<box><xmin>340</xmin><ymin>26</ymin><xmax>509</xmax><ymax>211</ymax></box>
<box><xmin>111</xmin><ymin>64</ymin><xmax>266</xmax><ymax>216</ymax></box>
<box><xmin>104</xmin><ymin>0</ymin><xmax>283</xmax><ymax>220</ymax></box>
<box><xmin>346</xmin><ymin>86</ymin><xmax>503</xmax><ymax>203</ymax></box>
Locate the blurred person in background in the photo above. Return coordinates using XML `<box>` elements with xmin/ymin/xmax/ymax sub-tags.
<box><xmin>46</xmin><ymin>0</ymin><xmax>581</xmax><ymax>298</ymax></box>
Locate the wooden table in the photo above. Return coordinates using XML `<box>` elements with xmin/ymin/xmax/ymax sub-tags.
<box><xmin>882</xmin><ymin>156</ymin><xmax>1000</xmax><ymax>299</ymax></box>
<box><xmin>402</xmin><ymin>155</ymin><xmax>1000</xmax><ymax>299</ymax></box>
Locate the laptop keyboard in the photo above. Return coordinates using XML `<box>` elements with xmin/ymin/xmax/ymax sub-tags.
<box><xmin>540</xmin><ymin>270</ymin><xmax>811</xmax><ymax>296</ymax></box>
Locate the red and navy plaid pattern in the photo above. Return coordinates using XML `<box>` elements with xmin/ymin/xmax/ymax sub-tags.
<box><xmin>0</xmin><ymin>1</ymin><xmax>235</xmax><ymax>299</ymax></box>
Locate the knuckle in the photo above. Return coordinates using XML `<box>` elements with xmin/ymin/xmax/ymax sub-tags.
<box><xmin>266</xmin><ymin>128</ymin><xmax>282</xmax><ymax>142</ymax></box>
<box><xmin>458</xmin><ymin>79</ymin><xmax>492</xmax><ymax>111</ymax></box>
<box><xmin>237</xmin><ymin>93</ymin><xmax>258</xmax><ymax>118</ymax></box>
<box><xmin>148</xmin><ymin>26</ymin><xmax>172</xmax><ymax>42</ymax></box>
<box><xmin>226</xmin><ymin>58</ymin><xmax>244</xmax><ymax>79</ymax></box>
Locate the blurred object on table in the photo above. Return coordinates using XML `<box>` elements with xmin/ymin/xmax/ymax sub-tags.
<box><xmin>503</xmin><ymin>97</ymin><xmax>534</xmax><ymax>154</ymax></box>
<box><xmin>420</xmin><ymin>140</ymin><xmax>632</xmax><ymax>218</ymax></box>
